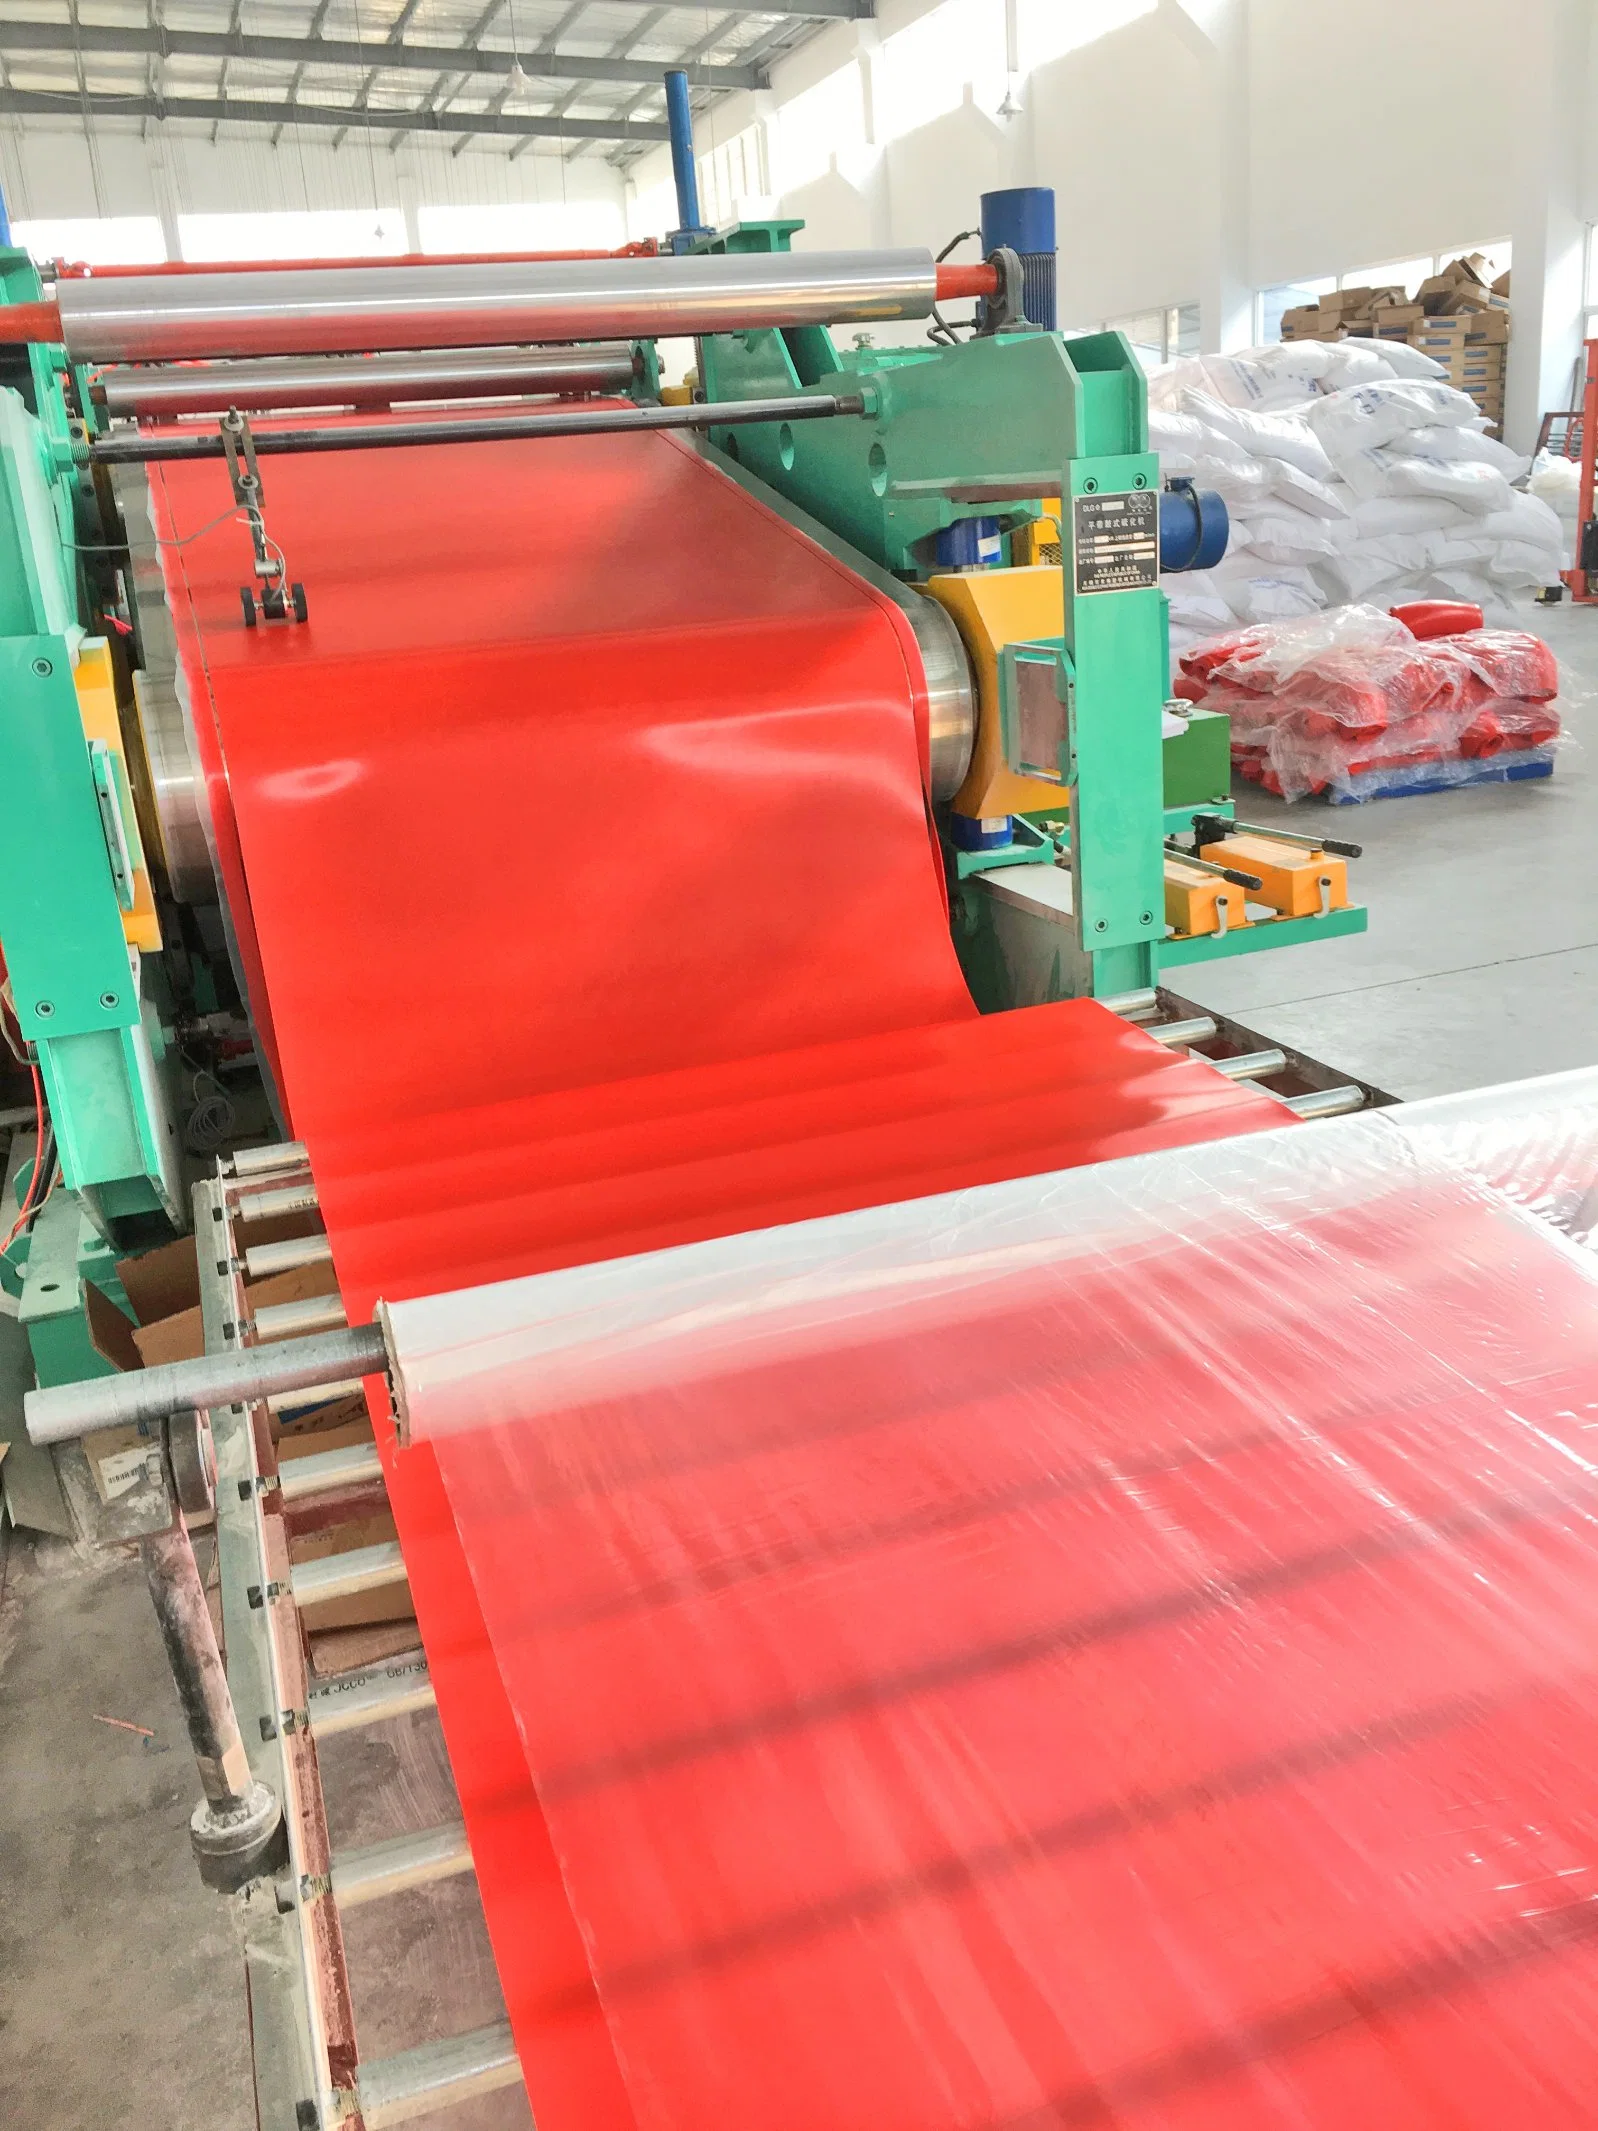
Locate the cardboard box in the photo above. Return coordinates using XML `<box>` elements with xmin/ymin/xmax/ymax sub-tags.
<box><xmin>290</xmin><ymin>1506</ymin><xmax>413</xmax><ymax>1632</ymax></box>
<box><xmin>95</xmin><ymin>1229</ymin><xmax>416</xmax><ymax>1637</ymax></box>
<box><xmin>1416</xmin><ymin>253</ymin><xmax>1508</xmax><ymax>316</ymax></box>
<box><xmin>1413</xmin><ymin>308</ymin><xmax>1510</xmax><ymax>345</ymax></box>
<box><xmin>1280</xmin><ymin>303</ymin><xmax>1325</xmax><ymax>336</ymax></box>
<box><xmin>1324</xmin><ymin>284</ymin><xmax>1405</xmax><ymax>319</ymax></box>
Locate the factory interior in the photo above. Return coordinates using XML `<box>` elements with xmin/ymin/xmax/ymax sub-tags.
<box><xmin>7</xmin><ymin>2</ymin><xmax>1598</xmax><ymax>2126</ymax></box>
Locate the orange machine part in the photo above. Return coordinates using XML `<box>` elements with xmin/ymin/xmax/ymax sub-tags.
<box><xmin>1199</xmin><ymin>833</ymin><xmax>1348</xmax><ymax>918</ymax></box>
<box><xmin>153</xmin><ymin>422</ymin><xmax>1285</xmax><ymax>2126</ymax></box>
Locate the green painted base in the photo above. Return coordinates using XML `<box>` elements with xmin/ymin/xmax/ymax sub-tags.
<box><xmin>18</xmin><ymin>1190</ymin><xmax>132</xmax><ymax>1389</ymax></box>
<box><xmin>951</xmin><ymin>817</ymin><xmax>1060</xmax><ymax>881</ymax></box>
<box><xmin>1163</xmin><ymin>709</ymin><xmax>1232</xmax><ymax>810</ymax></box>
<box><xmin>1160</xmin><ymin>903</ymin><xmax>1369</xmax><ymax>968</ymax></box>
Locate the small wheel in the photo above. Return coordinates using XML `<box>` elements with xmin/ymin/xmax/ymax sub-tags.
<box><xmin>290</xmin><ymin>582</ymin><xmax>309</xmax><ymax>624</ymax></box>
<box><xmin>262</xmin><ymin>585</ymin><xmax>286</xmax><ymax>621</ymax></box>
<box><xmin>240</xmin><ymin>586</ymin><xmax>257</xmax><ymax>627</ymax></box>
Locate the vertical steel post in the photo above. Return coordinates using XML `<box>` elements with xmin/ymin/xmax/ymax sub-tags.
<box><xmin>141</xmin><ymin>1462</ymin><xmax>285</xmax><ymax>1890</ymax></box>
<box><xmin>665</xmin><ymin>69</ymin><xmax>709</xmax><ymax>249</ymax></box>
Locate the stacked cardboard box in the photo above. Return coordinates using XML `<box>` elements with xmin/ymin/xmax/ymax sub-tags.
<box><xmin>1278</xmin><ymin>254</ymin><xmax>1511</xmax><ymax>432</ymax></box>
<box><xmin>1411</xmin><ymin>307</ymin><xmax>1509</xmax><ymax>429</ymax></box>
<box><xmin>1281</xmin><ymin>284</ymin><xmax>1406</xmax><ymax>342</ymax></box>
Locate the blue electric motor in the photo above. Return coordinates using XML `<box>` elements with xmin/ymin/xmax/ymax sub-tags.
<box><xmin>978</xmin><ymin>187</ymin><xmax>1057</xmax><ymax>331</ymax></box>
<box><xmin>1158</xmin><ymin>479</ymin><xmax>1229</xmax><ymax>573</ymax></box>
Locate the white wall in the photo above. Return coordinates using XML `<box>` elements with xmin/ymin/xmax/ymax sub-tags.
<box><xmin>617</xmin><ymin>0</ymin><xmax>1592</xmax><ymax>447</ymax></box>
<box><xmin>0</xmin><ymin>116</ymin><xmax>626</xmax><ymax>259</ymax></box>
<box><xmin>1247</xmin><ymin>0</ymin><xmax>1518</xmax><ymax>288</ymax></box>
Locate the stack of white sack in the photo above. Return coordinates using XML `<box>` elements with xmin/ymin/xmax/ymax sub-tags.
<box><xmin>1149</xmin><ymin>342</ymin><xmax>1567</xmax><ymax>660</ymax></box>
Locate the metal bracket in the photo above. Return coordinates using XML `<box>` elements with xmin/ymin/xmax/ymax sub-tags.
<box><xmin>977</xmin><ymin>245</ymin><xmax>1029</xmax><ymax>335</ymax></box>
<box><xmin>220</xmin><ymin>408</ymin><xmax>309</xmax><ymax>627</ymax></box>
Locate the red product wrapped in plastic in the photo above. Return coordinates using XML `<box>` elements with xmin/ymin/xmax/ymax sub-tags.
<box><xmin>1179</xmin><ymin>606</ymin><xmax>1562</xmax><ymax>802</ymax></box>
<box><xmin>381</xmin><ymin>1104</ymin><xmax>1598</xmax><ymax>2131</ymax></box>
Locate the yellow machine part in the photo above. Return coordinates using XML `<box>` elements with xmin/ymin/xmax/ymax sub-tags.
<box><xmin>1164</xmin><ymin>855</ymin><xmax>1250</xmax><ymax>939</ymax></box>
<box><xmin>1010</xmin><ymin>498</ymin><xmax>1062</xmax><ymax>568</ymax></box>
<box><xmin>1198</xmin><ymin>832</ymin><xmax>1349</xmax><ymax>919</ymax></box>
<box><xmin>924</xmin><ymin>564</ymin><xmax>1068</xmax><ymax>820</ymax></box>
<box><xmin>76</xmin><ymin>638</ymin><xmax>162</xmax><ymax>953</ymax></box>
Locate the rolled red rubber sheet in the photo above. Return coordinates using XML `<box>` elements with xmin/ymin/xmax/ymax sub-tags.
<box><xmin>152</xmin><ymin>422</ymin><xmax>1292</xmax><ymax>2125</ymax></box>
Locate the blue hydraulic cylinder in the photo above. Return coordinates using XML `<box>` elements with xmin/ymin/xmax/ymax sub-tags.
<box><xmin>665</xmin><ymin>70</ymin><xmax>710</xmax><ymax>249</ymax></box>
<box><xmin>1158</xmin><ymin>480</ymin><xmax>1230</xmax><ymax>572</ymax></box>
<box><xmin>979</xmin><ymin>187</ymin><xmax>1056</xmax><ymax>329</ymax></box>
<box><xmin>0</xmin><ymin>177</ymin><xmax>10</xmax><ymax>247</ymax></box>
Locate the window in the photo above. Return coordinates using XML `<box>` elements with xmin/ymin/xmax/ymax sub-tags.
<box><xmin>1256</xmin><ymin>278</ymin><xmax>1334</xmax><ymax>344</ymax></box>
<box><xmin>1105</xmin><ymin>303</ymin><xmax>1200</xmax><ymax>369</ymax></box>
<box><xmin>418</xmin><ymin>200</ymin><xmax>626</xmax><ymax>254</ymax></box>
<box><xmin>1340</xmin><ymin>255</ymin><xmax>1435</xmax><ymax>297</ymax></box>
<box><xmin>13</xmin><ymin>216</ymin><xmax>166</xmax><ymax>267</ymax></box>
<box><xmin>698</xmin><ymin>123</ymin><xmax>769</xmax><ymax>232</ymax></box>
<box><xmin>627</xmin><ymin>173</ymin><xmax>678</xmax><ymax>247</ymax></box>
<box><xmin>179</xmin><ymin>210</ymin><xmax>406</xmax><ymax>262</ymax></box>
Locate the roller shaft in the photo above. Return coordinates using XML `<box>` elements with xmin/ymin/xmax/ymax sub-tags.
<box><xmin>88</xmin><ymin>391</ymin><xmax>867</xmax><ymax>465</ymax></box>
<box><xmin>25</xmin><ymin>1321</ymin><xmax>391</xmax><ymax>1444</ymax></box>
<box><xmin>51</xmin><ymin>249</ymin><xmax>942</xmax><ymax>363</ymax></box>
<box><xmin>94</xmin><ymin>342</ymin><xmax>640</xmax><ymax>418</ymax></box>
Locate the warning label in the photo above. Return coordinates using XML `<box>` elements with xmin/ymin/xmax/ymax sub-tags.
<box><xmin>1072</xmin><ymin>490</ymin><xmax>1160</xmax><ymax>594</ymax></box>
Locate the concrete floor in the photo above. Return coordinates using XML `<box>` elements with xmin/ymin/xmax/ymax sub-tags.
<box><xmin>0</xmin><ymin>1520</ymin><xmax>532</xmax><ymax>2131</ymax></box>
<box><xmin>0</xmin><ymin>1530</ymin><xmax>255</xmax><ymax>2129</ymax></box>
<box><xmin>1182</xmin><ymin>596</ymin><xmax>1598</xmax><ymax>1099</ymax></box>
<box><xmin>3</xmin><ymin>596</ymin><xmax>1596</xmax><ymax>2127</ymax></box>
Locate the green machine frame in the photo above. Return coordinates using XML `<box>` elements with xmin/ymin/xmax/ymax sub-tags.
<box><xmin>0</xmin><ymin>246</ymin><xmax>187</xmax><ymax>1432</ymax></box>
<box><xmin>0</xmin><ymin>245</ymin><xmax>184</xmax><ymax>1246</ymax></box>
<box><xmin>691</xmin><ymin>218</ymin><xmax>1366</xmax><ymax>1003</ymax></box>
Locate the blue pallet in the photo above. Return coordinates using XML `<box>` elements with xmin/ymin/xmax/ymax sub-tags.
<box><xmin>1323</xmin><ymin>747</ymin><xmax>1556</xmax><ymax>805</ymax></box>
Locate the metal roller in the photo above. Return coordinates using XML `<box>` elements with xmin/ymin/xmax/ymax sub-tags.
<box><xmin>53</xmin><ymin>249</ymin><xmax>941</xmax><ymax>363</ymax></box>
<box><xmin>93</xmin><ymin>341</ymin><xmax>641</xmax><ymax>419</ymax></box>
<box><xmin>903</xmin><ymin>591</ymin><xmax>976</xmax><ymax>804</ymax></box>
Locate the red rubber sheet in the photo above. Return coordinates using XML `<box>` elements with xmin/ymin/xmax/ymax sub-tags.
<box><xmin>152</xmin><ymin>422</ymin><xmax>1291</xmax><ymax>2125</ymax></box>
<box><xmin>398</xmin><ymin>1129</ymin><xmax>1598</xmax><ymax>2130</ymax></box>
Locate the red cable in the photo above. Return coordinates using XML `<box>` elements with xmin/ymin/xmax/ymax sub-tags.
<box><xmin>2</xmin><ymin>1061</ymin><xmax>47</xmax><ymax>1253</ymax></box>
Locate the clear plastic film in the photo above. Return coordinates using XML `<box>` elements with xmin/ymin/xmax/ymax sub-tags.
<box><xmin>1390</xmin><ymin>1067</ymin><xmax>1598</xmax><ymax>1251</ymax></box>
<box><xmin>398</xmin><ymin>1097</ymin><xmax>1598</xmax><ymax>2130</ymax></box>
<box><xmin>1175</xmin><ymin>604</ymin><xmax>1564</xmax><ymax>801</ymax></box>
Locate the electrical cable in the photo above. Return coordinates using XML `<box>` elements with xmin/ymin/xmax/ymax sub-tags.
<box><xmin>69</xmin><ymin>501</ymin><xmax>266</xmax><ymax>558</ymax></box>
<box><xmin>181</xmin><ymin>1061</ymin><xmax>237</xmax><ymax>1155</ymax></box>
<box><xmin>1</xmin><ymin>1061</ymin><xmax>52</xmax><ymax>1254</ymax></box>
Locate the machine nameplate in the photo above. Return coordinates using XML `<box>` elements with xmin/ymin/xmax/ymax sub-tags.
<box><xmin>1073</xmin><ymin>491</ymin><xmax>1159</xmax><ymax>594</ymax></box>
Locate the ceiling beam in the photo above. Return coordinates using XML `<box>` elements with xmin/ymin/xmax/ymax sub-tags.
<box><xmin>0</xmin><ymin>85</ymin><xmax>671</xmax><ymax>143</ymax></box>
<box><xmin>547</xmin><ymin>0</ymin><xmax>869</xmax><ymax>12</ymax></box>
<box><xmin>457</xmin><ymin>0</ymin><xmax>588</xmax><ymax>161</ymax></box>
<box><xmin>0</xmin><ymin>17</ymin><xmax>763</xmax><ymax>91</ymax></box>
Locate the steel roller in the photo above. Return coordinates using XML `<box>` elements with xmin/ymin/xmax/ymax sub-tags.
<box><xmin>53</xmin><ymin>249</ymin><xmax>943</xmax><ymax>363</ymax></box>
<box><xmin>93</xmin><ymin>341</ymin><xmax>641</xmax><ymax>418</ymax></box>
